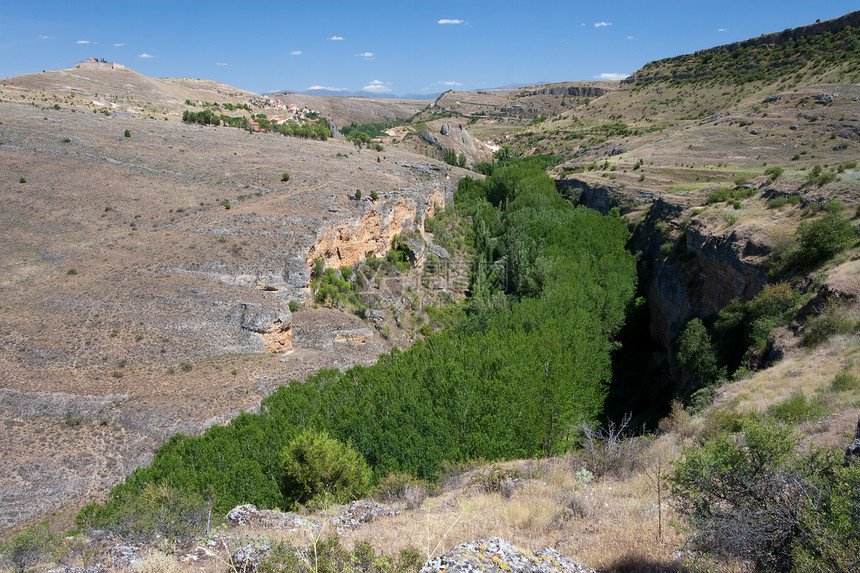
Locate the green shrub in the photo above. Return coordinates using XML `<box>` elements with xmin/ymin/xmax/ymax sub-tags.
<box><xmin>708</xmin><ymin>186</ymin><xmax>755</xmax><ymax>205</ymax></box>
<box><xmin>288</xmin><ymin>300</ymin><xmax>300</xmax><ymax>313</ymax></box>
<box><xmin>713</xmin><ymin>283</ymin><xmax>800</xmax><ymax>374</ymax></box>
<box><xmin>258</xmin><ymin>536</ymin><xmax>422</xmax><ymax>573</ymax></box>
<box><xmin>831</xmin><ymin>370</ymin><xmax>860</xmax><ymax>392</ymax></box>
<box><xmin>743</xmin><ymin>283</ymin><xmax>801</xmax><ymax>348</ymax></box>
<box><xmin>281</xmin><ymin>428</ymin><xmax>372</xmax><ymax>509</ymax></box>
<box><xmin>674</xmin><ymin>416</ymin><xmax>860</xmax><ymax>572</ymax></box>
<box><xmin>767</xmin><ymin>390</ymin><xmax>826</xmax><ymax>424</ymax></box>
<box><xmin>767</xmin><ymin>196</ymin><xmax>790</xmax><ymax>209</ymax></box>
<box><xmin>806</xmin><ymin>165</ymin><xmax>838</xmax><ymax>187</ymax></box>
<box><xmin>123</xmin><ymin>129</ymin><xmax>130</xmax><ymax>138</ymax></box>
<box><xmin>686</xmin><ymin>385</ymin><xmax>716</xmax><ymax>415</ymax></box>
<box><xmin>311</xmin><ymin>258</ymin><xmax>326</xmax><ymax>280</ymax></box>
<box><xmin>281</xmin><ymin>172</ymin><xmax>290</xmax><ymax>182</ymax></box>
<box><xmin>733</xmin><ymin>186</ymin><xmax>756</xmax><ymax>200</ymax></box>
<box><xmin>795</xmin><ymin>212</ymin><xmax>856</xmax><ymax>267</ymax></box>
<box><xmin>825</xmin><ymin>199</ymin><xmax>844</xmax><ymax>214</ymax></box>
<box><xmin>672</xmin><ymin>419</ymin><xmax>800</xmax><ymax>570</ymax></box>
<box><xmin>76</xmin><ymin>482</ymin><xmax>209</xmax><ymax>545</ymax></box>
<box><xmin>676</xmin><ymin>318</ymin><xmax>724</xmax><ymax>389</ymax></box>
<box><xmin>706</xmin><ymin>188</ymin><xmax>731</xmax><ymax>204</ymax></box>
<box><xmin>792</xmin><ymin>459</ymin><xmax>860</xmax><ymax>572</ymax></box>
<box><xmin>469</xmin><ymin>464</ymin><xmax>523</xmax><ymax>493</ymax></box>
<box><xmin>313</xmin><ymin>268</ymin><xmax>362</xmax><ymax>308</ymax></box>
<box><xmin>802</xmin><ymin>301</ymin><xmax>858</xmax><ymax>347</ymax></box>
<box><xmin>765</xmin><ymin>166</ymin><xmax>784</xmax><ymax>181</ymax></box>
<box><xmin>0</xmin><ymin>521</ymin><xmax>59</xmax><ymax>573</ymax></box>
<box><xmin>444</xmin><ymin>147</ymin><xmax>457</xmax><ymax>166</ymax></box>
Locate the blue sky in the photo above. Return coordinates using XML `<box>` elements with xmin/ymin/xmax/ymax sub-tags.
<box><xmin>1</xmin><ymin>1</ymin><xmax>857</xmax><ymax>96</ymax></box>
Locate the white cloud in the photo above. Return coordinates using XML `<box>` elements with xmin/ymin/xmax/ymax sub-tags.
<box><xmin>307</xmin><ymin>85</ymin><xmax>349</xmax><ymax>92</ymax></box>
<box><xmin>139</xmin><ymin>53</ymin><xmax>155</xmax><ymax>59</ymax></box>
<box><xmin>114</xmin><ymin>42</ymin><xmax>124</xmax><ymax>47</ymax></box>
<box><xmin>329</xmin><ymin>35</ymin><xmax>343</xmax><ymax>41</ymax></box>
<box><xmin>627</xmin><ymin>36</ymin><xmax>634</xmax><ymax>40</ymax></box>
<box><xmin>290</xmin><ymin>50</ymin><xmax>302</xmax><ymax>56</ymax></box>
<box><xmin>357</xmin><ymin>52</ymin><xmax>375</xmax><ymax>59</ymax></box>
<box><xmin>77</xmin><ymin>40</ymin><xmax>90</xmax><ymax>44</ymax></box>
<box><xmin>38</xmin><ymin>35</ymin><xmax>52</xmax><ymax>40</ymax></box>
<box><xmin>596</xmin><ymin>72</ymin><xmax>629</xmax><ymax>81</ymax></box>
<box><xmin>438</xmin><ymin>19</ymin><xmax>463</xmax><ymax>24</ymax></box>
<box><xmin>717</xmin><ymin>28</ymin><xmax>727</xmax><ymax>32</ymax></box>
<box><xmin>438</xmin><ymin>80</ymin><xmax>462</xmax><ymax>86</ymax></box>
<box><xmin>594</xmin><ymin>22</ymin><xmax>612</xmax><ymax>27</ymax></box>
<box><xmin>216</xmin><ymin>62</ymin><xmax>228</xmax><ymax>66</ymax></box>
<box><xmin>362</xmin><ymin>80</ymin><xmax>392</xmax><ymax>93</ymax></box>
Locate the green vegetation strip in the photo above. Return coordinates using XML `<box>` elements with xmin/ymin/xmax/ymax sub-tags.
<box><xmin>77</xmin><ymin>159</ymin><xmax>637</xmax><ymax>538</ymax></box>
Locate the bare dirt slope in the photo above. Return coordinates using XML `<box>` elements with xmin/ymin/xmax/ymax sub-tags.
<box><xmin>0</xmin><ymin>83</ymin><xmax>465</xmax><ymax>530</ymax></box>
<box><xmin>1</xmin><ymin>67</ymin><xmax>426</xmax><ymax>127</ymax></box>
<box><xmin>274</xmin><ymin>93</ymin><xmax>425</xmax><ymax>128</ymax></box>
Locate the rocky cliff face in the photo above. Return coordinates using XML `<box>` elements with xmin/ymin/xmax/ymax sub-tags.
<box><xmin>306</xmin><ymin>185</ymin><xmax>446</xmax><ymax>271</ymax></box>
<box><xmin>632</xmin><ymin>197</ymin><xmax>771</xmax><ymax>353</ymax></box>
<box><xmin>557</xmin><ymin>175</ymin><xmax>773</xmax><ymax>355</ymax></box>
<box><xmin>238</xmin><ymin>302</ymin><xmax>293</xmax><ymax>353</ymax></box>
<box><xmin>526</xmin><ymin>85</ymin><xmax>610</xmax><ymax>98</ymax></box>
<box><xmin>556</xmin><ymin>178</ymin><xmax>618</xmax><ymax>214</ymax></box>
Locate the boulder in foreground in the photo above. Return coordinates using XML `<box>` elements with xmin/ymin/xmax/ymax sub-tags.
<box><xmin>420</xmin><ymin>537</ymin><xmax>596</xmax><ymax>573</ymax></box>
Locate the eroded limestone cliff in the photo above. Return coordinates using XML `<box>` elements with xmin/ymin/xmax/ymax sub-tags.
<box><xmin>306</xmin><ymin>186</ymin><xmax>446</xmax><ymax>270</ymax></box>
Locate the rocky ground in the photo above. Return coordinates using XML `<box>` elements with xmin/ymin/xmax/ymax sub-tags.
<box><xmin>0</xmin><ymin>74</ymin><xmax>472</xmax><ymax>531</ymax></box>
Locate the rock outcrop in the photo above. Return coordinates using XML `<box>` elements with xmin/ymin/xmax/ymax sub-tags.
<box><xmin>306</xmin><ymin>200</ymin><xmax>414</xmax><ymax>268</ymax></box>
<box><xmin>327</xmin><ymin>119</ymin><xmax>344</xmax><ymax>138</ymax></box>
<box><xmin>555</xmin><ymin>178</ymin><xmax>619</xmax><ymax>214</ymax></box>
<box><xmin>226</xmin><ymin>504</ymin><xmax>320</xmax><ymax>531</ymax></box>
<box><xmin>847</xmin><ymin>416</ymin><xmax>860</xmax><ymax>464</ymax></box>
<box><xmin>307</xmin><ymin>186</ymin><xmax>445</xmax><ymax>271</ymax></box>
<box><xmin>526</xmin><ymin>85</ymin><xmax>610</xmax><ymax>98</ymax></box>
<box><xmin>420</xmin><ymin>538</ymin><xmax>596</xmax><ymax>573</ymax></box>
<box><xmin>226</xmin><ymin>501</ymin><xmax>399</xmax><ymax>533</ymax></box>
<box><xmin>632</xmin><ymin>198</ymin><xmax>770</xmax><ymax>354</ymax></box>
<box><xmin>420</xmin><ymin>130</ymin><xmax>442</xmax><ymax>149</ymax></box>
<box><xmin>237</xmin><ymin>302</ymin><xmax>293</xmax><ymax>353</ymax></box>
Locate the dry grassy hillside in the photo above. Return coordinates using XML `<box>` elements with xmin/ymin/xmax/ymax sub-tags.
<box><xmin>0</xmin><ymin>67</ymin><xmax>425</xmax><ymax>128</ymax></box>
<box><xmin>0</xmin><ymin>80</ymin><xmax>467</xmax><ymax>531</ymax></box>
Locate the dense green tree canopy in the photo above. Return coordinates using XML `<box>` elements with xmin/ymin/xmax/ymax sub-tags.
<box><xmin>80</xmin><ymin>159</ymin><xmax>637</xmax><ymax>527</ymax></box>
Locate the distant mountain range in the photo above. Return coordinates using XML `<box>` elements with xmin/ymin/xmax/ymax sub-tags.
<box><xmin>268</xmin><ymin>81</ymin><xmax>550</xmax><ymax>100</ymax></box>
<box><xmin>292</xmin><ymin>88</ymin><xmax>440</xmax><ymax>100</ymax></box>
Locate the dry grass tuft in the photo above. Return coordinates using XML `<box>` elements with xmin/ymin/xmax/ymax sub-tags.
<box><xmin>134</xmin><ymin>549</ymin><xmax>179</xmax><ymax>573</ymax></box>
<box><xmin>404</xmin><ymin>485</ymin><xmax>428</xmax><ymax>510</ymax></box>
